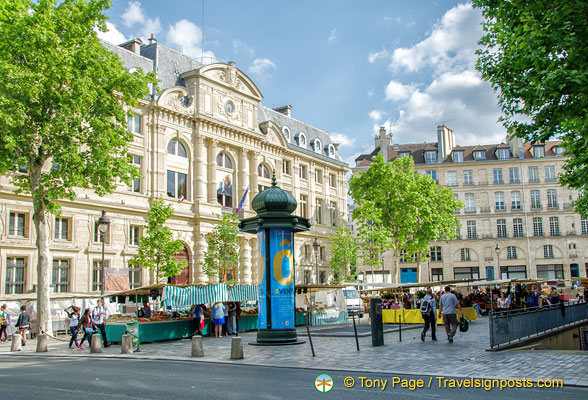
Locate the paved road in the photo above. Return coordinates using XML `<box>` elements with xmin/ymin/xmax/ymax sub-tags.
<box><xmin>1</xmin><ymin>356</ymin><xmax>587</xmax><ymax>399</ymax></box>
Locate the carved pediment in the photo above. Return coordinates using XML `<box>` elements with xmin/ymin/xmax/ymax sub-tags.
<box><xmin>198</xmin><ymin>62</ymin><xmax>263</xmax><ymax>102</ymax></box>
<box><xmin>259</xmin><ymin>121</ymin><xmax>288</xmax><ymax>148</ymax></box>
<box><xmin>157</xmin><ymin>87</ymin><xmax>195</xmax><ymax>115</ymax></box>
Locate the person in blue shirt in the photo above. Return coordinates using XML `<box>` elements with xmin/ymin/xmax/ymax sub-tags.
<box><xmin>191</xmin><ymin>304</ymin><xmax>203</xmax><ymax>336</ymax></box>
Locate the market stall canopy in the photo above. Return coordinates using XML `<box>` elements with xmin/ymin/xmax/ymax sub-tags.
<box><xmin>358</xmin><ymin>279</ymin><xmax>476</xmax><ymax>292</ymax></box>
<box><xmin>295</xmin><ymin>284</ymin><xmax>354</xmax><ymax>293</ymax></box>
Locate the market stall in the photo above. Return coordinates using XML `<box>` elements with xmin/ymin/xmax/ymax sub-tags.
<box><xmin>295</xmin><ymin>284</ymin><xmax>351</xmax><ymax>326</ymax></box>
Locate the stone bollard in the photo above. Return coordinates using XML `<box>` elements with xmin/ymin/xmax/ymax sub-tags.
<box><xmin>36</xmin><ymin>334</ymin><xmax>48</xmax><ymax>352</ymax></box>
<box><xmin>230</xmin><ymin>336</ymin><xmax>244</xmax><ymax>360</ymax></box>
<box><xmin>191</xmin><ymin>335</ymin><xmax>204</xmax><ymax>357</ymax></box>
<box><xmin>11</xmin><ymin>334</ymin><xmax>22</xmax><ymax>352</ymax></box>
<box><xmin>121</xmin><ymin>334</ymin><xmax>133</xmax><ymax>354</ymax></box>
<box><xmin>90</xmin><ymin>334</ymin><xmax>103</xmax><ymax>353</ymax></box>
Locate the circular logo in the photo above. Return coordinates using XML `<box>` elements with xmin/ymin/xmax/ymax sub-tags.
<box><xmin>314</xmin><ymin>373</ymin><xmax>334</xmax><ymax>393</ymax></box>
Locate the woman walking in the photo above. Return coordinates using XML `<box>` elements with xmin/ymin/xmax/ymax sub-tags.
<box><xmin>65</xmin><ymin>305</ymin><xmax>81</xmax><ymax>349</ymax></box>
<box><xmin>211</xmin><ymin>302</ymin><xmax>225</xmax><ymax>338</ymax></box>
<box><xmin>0</xmin><ymin>304</ymin><xmax>9</xmax><ymax>341</ymax></box>
<box><xmin>78</xmin><ymin>308</ymin><xmax>96</xmax><ymax>349</ymax></box>
<box><xmin>15</xmin><ymin>305</ymin><xmax>30</xmax><ymax>346</ymax></box>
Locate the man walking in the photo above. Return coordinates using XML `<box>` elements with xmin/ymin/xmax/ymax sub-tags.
<box><xmin>92</xmin><ymin>299</ymin><xmax>110</xmax><ymax>347</ymax></box>
<box><xmin>438</xmin><ymin>286</ymin><xmax>463</xmax><ymax>343</ymax></box>
<box><xmin>420</xmin><ymin>288</ymin><xmax>437</xmax><ymax>342</ymax></box>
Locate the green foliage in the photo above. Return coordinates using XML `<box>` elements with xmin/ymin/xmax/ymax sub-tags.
<box><xmin>329</xmin><ymin>227</ymin><xmax>359</xmax><ymax>284</ymax></box>
<box><xmin>474</xmin><ymin>0</ymin><xmax>588</xmax><ymax>216</ymax></box>
<box><xmin>129</xmin><ymin>200</ymin><xmax>186</xmax><ymax>280</ymax></box>
<box><xmin>349</xmin><ymin>154</ymin><xmax>462</xmax><ymax>281</ymax></box>
<box><xmin>201</xmin><ymin>213</ymin><xmax>241</xmax><ymax>283</ymax></box>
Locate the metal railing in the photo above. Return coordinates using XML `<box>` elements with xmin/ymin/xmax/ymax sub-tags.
<box><xmin>489</xmin><ymin>301</ymin><xmax>588</xmax><ymax>349</ymax></box>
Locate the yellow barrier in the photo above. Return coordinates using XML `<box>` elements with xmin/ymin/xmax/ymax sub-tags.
<box><xmin>382</xmin><ymin>307</ymin><xmax>478</xmax><ymax>324</ymax></box>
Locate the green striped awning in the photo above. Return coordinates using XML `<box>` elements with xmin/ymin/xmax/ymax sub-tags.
<box><xmin>228</xmin><ymin>285</ymin><xmax>259</xmax><ymax>302</ymax></box>
<box><xmin>162</xmin><ymin>284</ymin><xmax>228</xmax><ymax>311</ymax></box>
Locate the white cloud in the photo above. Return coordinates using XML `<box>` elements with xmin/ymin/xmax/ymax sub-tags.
<box><xmin>330</xmin><ymin>132</ymin><xmax>355</xmax><ymax>148</ymax></box>
<box><xmin>233</xmin><ymin>40</ymin><xmax>255</xmax><ymax>57</ymax></box>
<box><xmin>328</xmin><ymin>28</ymin><xmax>337</xmax><ymax>43</ymax></box>
<box><xmin>96</xmin><ymin>22</ymin><xmax>127</xmax><ymax>45</ymax></box>
<box><xmin>167</xmin><ymin>19</ymin><xmax>215</xmax><ymax>60</ymax></box>
<box><xmin>367</xmin><ymin>89</ymin><xmax>375</xmax><ymax>97</ymax></box>
<box><xmin>390</xmin><ymin>3</ymin><xmax>482</xmax><ymax>75</ymax></box>
<box><xmin>122</xmin><ymin>1</ymin><xmax>145</xmax><ymax>27</ymax></box>
<box><xmin>140</xmin><ymin>17</ymin><xmax>162</xmax><ymax>39</ymax></box>
<box><xmin>368</xmin><ymin>110</ymin><xmax>385</xmax><ymax>122</ymax></box>
<box><xmin>248</xmin><ymin>58</ymin><xmax>276</xmax><ymax>82</ymax></box>
<box><xmin>385</xmin><ymin>80</ymin><xmax>414</xmax><ymax>101</ymax></box>
<box><xmin>368</xmin><ymin>48</ymin><xmax>389</xmax><ymax>63</ymax></box>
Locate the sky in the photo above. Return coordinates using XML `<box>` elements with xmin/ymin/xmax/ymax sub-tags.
<box><xmin>98</xmin><ymin>0</ymin><xmax>505</xmax><ymax>167</ymax></box>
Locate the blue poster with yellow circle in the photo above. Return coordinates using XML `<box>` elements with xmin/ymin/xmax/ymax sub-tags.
<box><xmin>269</xmin><ymin>228</ymin><xmax>295</xmax><ymax>329</ymax></box>
<box><xmin>257</xmin><ymin>230</ymin><xmax>267</xmax><ymax>329</ymax></box>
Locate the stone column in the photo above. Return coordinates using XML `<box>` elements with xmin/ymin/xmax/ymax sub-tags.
<box><xmin>195</xmin><ymin>135</ymin><xmax>207</xmax><ymax>202</ymax></box>
<box><xmin>207</xmin><ymin>139</ymin><xmax>218</xmax><ymax>203</ymax></box>
<box><xmin>194</xmin><ymin>233</ymin><xmax>208</xmax><ymax>284</ymax></box>
<box><xmin>239</xmin><ymin>237</ymin><xmax>252</xmax><ymax>284</ymax></box>
<box><xmin>249</xmin><ymin>151</ymin><xmax>259</xmax><ymax>200</ymax></box>
<box><xmin>239</xmin><ymin>149</ymin><xmax>250</xmax><ymax>212</ymax></box>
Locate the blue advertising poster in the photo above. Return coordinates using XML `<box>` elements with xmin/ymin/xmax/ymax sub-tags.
<box><xmin>269</xmin><ymin>228</ymin><xmax>295</xmax><ymax>329</ymax></box>
<box><xmin>257</xmin><ymin>230</ymin><xmax>267</xmax><ymax>329</ymax></box>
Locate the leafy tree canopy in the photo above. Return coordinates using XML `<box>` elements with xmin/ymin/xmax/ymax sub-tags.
<box><xmin>329</xmin><ymin>227</ymin><xmax>359</xmax><ymax>284</ymax></box>
<box><xmin>201</xmin><ymin>213</ymin><xmax>241</xmax><ymax>284</ymax></box>
<box><xmin>129</xmin><ymin>200</ymin><xmax>186</xmax><ymax>280</ymax></box>
<box><xmin>474</xmin><ymin>0</ymin><xmax>588</xmax><ymax>216</ymax></box>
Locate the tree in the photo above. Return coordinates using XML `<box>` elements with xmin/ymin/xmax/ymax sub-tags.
<box><xmin>474</xmin><ymin>0</ymin><xmax>588</xmax><ymax>216</ymax></box>
<box><xmin>201</xmin><ymin>213</ymin><xmax>241</xmax><ymax>284</ymax></box>
<box><xmin>329</xmin><ymin>227</ymin><xmax>359</xmax><ymax>284</ymax></box>
<box><xmin>349</xmin><ymin>154</ymin><xmax>462</xmax><ymax>283</ymax></box>
<box><xmin>0</xmin><ymin>0</ymin><xmax>155</xmax><ymax>333</ymax></box>
<box><xmin>129</xmin><ymin>200</ymin><xmax>186</xmax><ymax>281</ymax></box>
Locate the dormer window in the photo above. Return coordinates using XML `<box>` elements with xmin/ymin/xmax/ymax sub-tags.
<box><xmin>533</xmin><ymin>145</ymin><xmax>545</xmax><ymax>158</ymax></box>
<box><xmin>282</xmin><ymin>126</ymin><xmax>291</xmax><ymax>142</ymax></box>
<box><xmin>474</xmin><ymin>150</ymin><xmax>486</xmax><ymax>160</ymax></box>
<box><xmin>313</xmin><ymin>139</ymin><xmax>322</xmax><ymax>154</ymax></box>
<box><xmin>452</xmin><ymin>151</ymin><xmax>464</xmax><ymax>163</ymax></box>
<box><xmin>328</xmin><ymin>144</ymin><xmax>336</xmax><ymax>158</ymax></box>
<box><xmin>297</xmin><ymin>132</ymin><xmax>307</xmax><ymax>148</ymax></box>
<box><xmin>554</xmin><ymin>146</ymin><xmax>564</xmax><ymax>155</ymax></box>
<box><xmin>497</xmin><ymin>148</ymin><xmax>510</xmax><ymax>160</ymax></box>
<box><xmin>425</xmin><ymin>151</ymin><xmax>437</xmax><ymax>164</ymax></box>
<box><xmin>398</xmin><ymin>151</ymin><xmax>411</xmax><ymax>158</ymax></box>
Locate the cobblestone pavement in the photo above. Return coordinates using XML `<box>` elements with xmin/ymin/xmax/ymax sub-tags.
<box><xmin>2</xmin><ymin>318</ymin><xmax>587</xmax><ymax>387</ymax></box>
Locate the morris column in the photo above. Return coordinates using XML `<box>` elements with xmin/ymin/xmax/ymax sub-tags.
<box><xmin>239</xmin><ymin>176</ymin><xmax>310</xmax><ymax>344</ymax></box>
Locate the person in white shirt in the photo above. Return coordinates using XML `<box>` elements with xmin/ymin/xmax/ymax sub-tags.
<box><xmin>92</xmin><ymin>299</ymin><xmax>110</xmax><ymax>347</ymax></box>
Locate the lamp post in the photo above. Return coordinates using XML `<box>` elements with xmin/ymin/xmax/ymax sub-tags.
<box><xmin>492</xmin><ymin>244</ymin><xmax>501</xmax><ymax>313</ymax></box>
<box><xmin>312</xmin><ymin>237</ymin><xmax>320</xmax><ymax>284</ymax></box>
<box><xmin>98</xmin><ymin>210</ymin><xmax>110</xmax><ymax>297</ymax></box>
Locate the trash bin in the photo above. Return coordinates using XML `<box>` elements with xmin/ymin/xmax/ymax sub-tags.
<box><xmin>125</xmin><ymin>320</ymin><xmax>140</xmax><ymax>352</ymax></box>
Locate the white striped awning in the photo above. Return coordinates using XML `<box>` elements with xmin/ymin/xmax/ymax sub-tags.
<box><xmin>228</xmin><ymin>285</ymin><xmax>259</xmax><ymax>302</ymax></box>
<box><xmin>162</xmin><ymin>284</ymin><xmax>228</xmax><ymax>311</ymax></box>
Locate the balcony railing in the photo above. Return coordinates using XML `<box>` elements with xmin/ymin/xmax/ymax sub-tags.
<box><xmin>480</xmin><ymin>206</ymin><xmax>491</xmax><ymax>213</ymax></box>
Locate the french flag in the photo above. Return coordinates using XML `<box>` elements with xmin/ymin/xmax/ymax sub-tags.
<box><xmin>179</xmin><ymin>195</ymin><xmax>185</xmax><ymax>202</ymax></box>
<box><xmin>235</xmin><ymin>186</ymin><xmax>249</xmax><ymax>214</ymax></box>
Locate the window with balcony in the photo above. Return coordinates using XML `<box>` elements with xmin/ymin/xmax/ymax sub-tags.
<box><xmin>425</xmin><ymin>151</ymin><xmax>437</xmax><ymax>164</ymax></box>
<box><xmin>547</xmin><ymin>189</ymin><xmax>558</xmax><ymax>208</ymax></box>
<box><xmin>549</xmin><ymin>217</ymin><xmax>560</xmax><ymax>236</ymax></box>
<box><xmin>497</xmin><ymin>219</ymin><xmax>507</xmax><ymax>238</ymax></box>
<box><xmin>447</xmin><ymin>171</ymin><xmax>457</xmax><ymax>186</ymax></box>
<box><xmin>529</xmin><ymin>167</ymin><xmax>539</xmax><ymax>183</ymax></box>
<box><xmin>467</xmin><ymin>221</ymin><xmax>477</xmax><ymax>239</ymax></box>
<box><xmin>543</xmin><ymin>245</ymin><xmax>554</xmax><ymax>259</ymax></box>
<box><xmin>509</xmin><ymin>167</ymin><xmax>520</xmax><ymax>184</ymax></box>
<box><xmin>465</xmin><ymin>193</ymin><xmax>475</xmax><ymax>212</ymax></box>
<box><xmin>533</xmin><ymin>217</ymin><xmax>544</xmax><ymax>237</ymax></box>
<box><xmin>507</xmin><ymin>246</ymin><xmax>517</xmax><ymax>259</ymax></box>
<box><xmin>513</xmin><ymin>218</ymin><xmax>524</xmax><ymax>238</ymax></box>
<box><xmin>464</xmin><ymin>171</ymin><xmax>474</xmax><ymax>185</ymax></box>
<box><xmin>493</xmin><ymin>169</ymin><xmax>503</xmax><ymax>184</ymax></box>
<box><xmin>545</xmin><ymin>166</ymin><xmax>556</xmax><ymax>182</ymax></box>
<box><xmin>511</xmin><ymin>191</ymin><xmax>521</xmax><ymax>210</ymax></box>
<box><xmin>495</xmin><ymin>192</ymin><xmax>505</xmax><ymax>211</ymax></box>
<box><xmin>530</xmin><ymin>190</ymin><xmax>541</xmax><ymax>209</ymax></box>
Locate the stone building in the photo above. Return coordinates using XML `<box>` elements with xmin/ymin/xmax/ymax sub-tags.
<box><xmin>0</xmin><ymin>38</ymin><xmax>349</xmax><ymax>298</ymax></box>
<box><xmin>353</xmin><ymin>125</ymin><xmax>588</xmax><ymax>284</ymax></box>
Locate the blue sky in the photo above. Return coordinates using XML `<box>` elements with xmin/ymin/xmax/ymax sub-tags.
<box><xmin>99</xmin><ymin>0</ymin><xmax>505</xmax><ymax>166</ymax></box>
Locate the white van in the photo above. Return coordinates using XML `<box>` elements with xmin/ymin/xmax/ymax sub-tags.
<box><xmin>343</xmin><ymin>286</ymin><xmax>364</xmax><ymax>317</ymax></box>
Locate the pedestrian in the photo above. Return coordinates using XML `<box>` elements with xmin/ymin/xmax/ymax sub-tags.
<box><xmin>191</xmin><ymin>304</ymin><xmax>203</xmax><ymax>336</ymax></box>
<box><xmin>222</xmin><ymin>302</ymin><xmax>229</xmax><ymax>336</ymax></box>
<box><xmin>497</xmin><ymin>292</ymin><xmax>510</xmax><ymax>314</ymax></box>
<box><xmin>65</xmin><ymin>305</ymin><xmax>81</xmax><ymax>349</ymax></box>
<box><xmin>211</xmin><ymin>302</ymin><xmax>225</xmax><ymax>338</ymax></box>
<box><xmin>15</xmin><ymin>305</ymin><xmax>30</xmax><ymax>346</ymax></box>
<box><xmin>78</xmin><ymin>308</ymin><xmax>96</xmax><ymax>349</ymax></box>
<box><xmin>227</xmin><ymin>302</ymin><xmax>237</xmax><ymax>335</ymax></box>
<box><xmin>438</xmin><ymin>286</ymin><xmax>463</xmax><ymax>343</ymax></box>
<box><xmin>0</xmin><ymin>304</ymin><xmax>9</xmax><ymax>341</ymax></box>
<box><xmin>92</xmin><ymin>299</ymin><xmax>110</xmax><ymax>347</ymax></box>
<box><xmin>420</xmin><ymin>288</ymin><xmax>437</xmax><ymax>342</ymax></box>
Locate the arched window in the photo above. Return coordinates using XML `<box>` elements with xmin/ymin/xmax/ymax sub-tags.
<box><xmin>282</xmin><ymin>126</ymin><xmax>291</xmax><ymax>142</ymax></box>
<box><xmin>313</xmin><ymin>139</ymin><xmax>322</xmax><ymax>154</ymax></box>
<box><xmin>167</xmin><ymin>139</ymin><xmax>187</xmax><ymax>158</ymax></box>
<box><xmin>216</xmin><ymin>152</ymin><xmax>234</xmax><ymax>207</ymax></box>
<box><xmin>258</xmin><ymin>164</ymin><xmax>271</xmax><ymax>179</ymax></box>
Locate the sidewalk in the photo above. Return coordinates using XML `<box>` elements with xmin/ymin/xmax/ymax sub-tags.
<box><xmin>2</xmin><ymin>318</ymin><xmax>587</xmax><ymax>386</ymax></box>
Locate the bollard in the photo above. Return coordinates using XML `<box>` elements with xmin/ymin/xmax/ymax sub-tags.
<box><xmin>370</xmin><ymin>298</ymin><xmax>384</xmax><ymax>346</ymax></box>
<box><xmin>230</xmin><ymin>336</ymin><xmax>244</xmax><ymax>360</ymax></box>
<box><xmin>36</xmin><ymin>334</ymin><xmax>48</xmax><ymax>352</ymax></box>
<box><xmin>90</xmin><ymin>334</ymin><xmax>103</xmax><ymax>353</ymax></box>
<box><xmin>121</xmin><ymin>334</ymin><xmax>133</xmax><ymax>354</ymax></box>
<box><xmin>191</xmin><ymin>335</ymin><xmax>204</xmax><ymax>357</ymax></box>
<box><xmin>11</xmin><ymin>334</ymin><xmax>22</xmax><ymax>352</ymax></box>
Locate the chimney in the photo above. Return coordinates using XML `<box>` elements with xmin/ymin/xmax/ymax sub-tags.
<box><xmin>508</xmin><ymin>132</ymin><xmax>524</xmax><ymax>158</ymax></box>
<box><xmin>149</xmin><ymin>33</ymin><xmax>157</xmax><ymax>44</ymax></box>
<box><xmin>273</xmin><ymin>105</ymin><xmax>292</xmax><ymax>118</ymax></box>
<box><xmin>378</xmin><ymin>126</ymin><xmax>390</xmax><ymax>161</ymax></box>
<box><xmin>437</xmin><ymin>124</ymin><xmax>455</xmax><ymax>161</ymax></box>
<box><xmin>120</xmin><ymin>38</ymin><xmax>143</xmax><ymax>55</ymax></box>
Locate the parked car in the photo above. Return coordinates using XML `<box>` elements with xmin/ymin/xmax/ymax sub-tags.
<box><xmin>343</xmin><ymin>286</ymin><xmax>364</xmax><ymax>317</ymax></box>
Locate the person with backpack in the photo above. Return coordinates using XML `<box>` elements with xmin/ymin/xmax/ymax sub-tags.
<box><xmin>420</xmin><ymin>288</ymin><xmax>437</xmax><ymax>342</ymax></box>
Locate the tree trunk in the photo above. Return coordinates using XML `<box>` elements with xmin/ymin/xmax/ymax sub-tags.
<box><xmin>30</xmin><ymin>172</ymin><xmax>52</xmax><ymax>335</ymax></box>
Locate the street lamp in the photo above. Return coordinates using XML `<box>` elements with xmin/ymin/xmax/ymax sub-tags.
<box><xmin>312</xmin><ymin>237</ymin><xmax>320</xmax><ymax>284</ymax></box>
<box><xmin>492</xmin><ymin>244</ymin><xmax>501</xmax><ymax>314</ymax></box>
<box><xmin>98</xmin><ymin>210</ymin><xmax>110</xmax><ymax>296</ymax></box>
